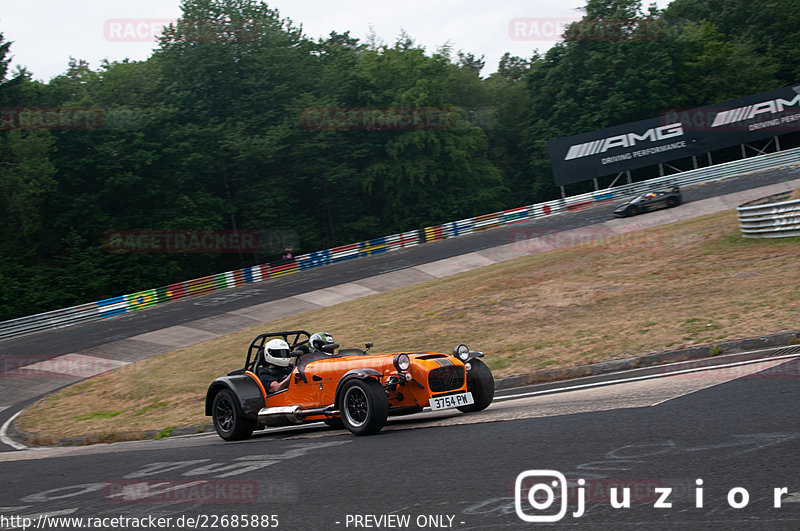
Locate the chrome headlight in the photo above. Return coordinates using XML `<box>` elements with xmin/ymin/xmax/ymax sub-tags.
<box><xmin>394</xmin><ymin>353</ymin><xmax>411</xmax><ymax>372</ymax></box>
<box><xmin>453</xmin><ymin>344</ymin><xmax>470</xmax><ymax>362</ymax></box>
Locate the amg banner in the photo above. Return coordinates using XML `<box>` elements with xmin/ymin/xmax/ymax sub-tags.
<box><xmin>547</xmin><ymin>85</ymin><xmax>800</xmax><ymax>186</ymax></box>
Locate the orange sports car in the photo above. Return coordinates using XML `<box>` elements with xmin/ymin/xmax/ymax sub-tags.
<box><xmin>205</xmin><ymin>330</ymin><xmax>494</xmax><ymax>439</ymax></box>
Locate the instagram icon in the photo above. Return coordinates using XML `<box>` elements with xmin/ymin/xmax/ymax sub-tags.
<box><xmin>515</xmin><ymin>470</ymin><xmax>585</xmax><ymax>522</ymax></box>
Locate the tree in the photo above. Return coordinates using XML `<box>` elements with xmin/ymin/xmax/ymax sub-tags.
<box><xmin>457</xmin><ymin>52</ymin><xmax>485</xmax><ymax>75</ymax></box>
<box><xmin>520</xmin><ymin>1</ymin><xmax>678</xmax><ymax>200</ymax></box>
<box><xmin>0</xmin><ymin>33</ymin><xmax>25</xmax><ymax>106</ymax></box>
<box><xmin>664</xmin><ymin>0</ymin><xmax>798</xmax><ymax>85</ymax></box>
<box><xmin>0</xmin><ymin>34</ymin><xmax>61</xmax><ymax>318</ymax></box>
<box><xmin>671</xmin><ymin>21</ymin><xmax>779</xmax><ymax>107</ymax></box>
<box><xmin>494</xmin><ymin>53</ymin><xmax>531</xmax><ymax>82</ymax></box>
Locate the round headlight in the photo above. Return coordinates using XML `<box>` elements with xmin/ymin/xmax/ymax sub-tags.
<box><xmin>394</xmin><ymin>353</ymin><xmax>411</xmax><ymax>372</ymax></box>
<box><xmin>453</xmin><ymin>344</ymin><xmax>470</xmax><ymax>362</ymax></box>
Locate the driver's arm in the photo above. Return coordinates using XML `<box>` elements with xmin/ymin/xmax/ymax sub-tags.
<box><xmin>267</xmin><ymin>373</ymin><xmax>291</xmax><ymax>393</ymax></box>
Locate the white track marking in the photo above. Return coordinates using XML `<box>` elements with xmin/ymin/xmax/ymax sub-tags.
<box><xmin>0</xmin><ymin>411</ymin><xmax>32</xmax><ymax>451</ymax></box>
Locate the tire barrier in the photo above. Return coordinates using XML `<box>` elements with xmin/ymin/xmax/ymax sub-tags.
<box><xmin>2</xmin><ymin>147</ymin><xmax>800</xmax><ymax>341</ymax></box>
<box><xmin>737</xmin><ymin>191</ymin><xmax>800</xmax><ymax>238</ymax></box>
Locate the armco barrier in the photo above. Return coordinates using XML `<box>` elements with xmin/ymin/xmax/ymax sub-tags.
<box><xmin>2</xmin><ymin>147</ymin><xmax>800</xmax><ymax>341</ymax></box>
<box><xmin>422</xmin><ymin>147</ymin><xmax>800</xmax><ymax>242</ymax></box>
<box><xmin>737</xmin><ymin>191</ymin><xmax>800</xmax><ymax>238</ymax></box>
<box><xmin>0</xmin><ymin>230</ymin><xmax>421</xmax><ymax>341</ymax></box>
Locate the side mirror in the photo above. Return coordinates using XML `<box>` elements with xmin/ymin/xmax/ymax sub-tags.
<box><xmin>365</xmin><ymin>342</ymin><xmax>374</xmax><ymax>351</ymax></box>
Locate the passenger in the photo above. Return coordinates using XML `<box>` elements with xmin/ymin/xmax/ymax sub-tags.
<box><xmin>309</xmin><ymin>332</ymin><xmax>337</xmax><ymax>354</ymax></box>
<box><xmin>257</xmin><ymin>338</ymin><xmax>293</xmax><ymax>393</ymax></box>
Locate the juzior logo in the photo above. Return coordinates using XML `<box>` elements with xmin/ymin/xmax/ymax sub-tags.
<box><xmin>711</xmin><ymin>93</ymin><xmax>800</xmax><ymax>127</ymax></box>
<box><xmin>564</xmin><ymin>123</ymin><xmax>683</xmax><ymax>160</ymax></box>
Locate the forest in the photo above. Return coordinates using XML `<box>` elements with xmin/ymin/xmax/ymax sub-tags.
<box><xmin>1</xmin><ymin>0</ymin><xmax>798</xmax><ymax>320</ymax></box>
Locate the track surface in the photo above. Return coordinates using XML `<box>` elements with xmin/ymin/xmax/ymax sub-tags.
<box><xmin>0</xmin><ymin>357</ymin><xmax>798</xmax><ymax>530</ymax></box>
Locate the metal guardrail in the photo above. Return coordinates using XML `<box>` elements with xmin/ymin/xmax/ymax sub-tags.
<box><xmin>737</xmin><ymin>191</ymin><xmax>800</xmax><ymax>238</ymax></box>
<box><xmin>429</xmin><ymin>147</ymin><xmax>800</xmax><ymax>240</ymax></box>
<box><xmin>2</xmin><ymin>147</ymin><xmax>800</xmax><ymax>341</ymax></box>
<box><xmin>0</xmin><ymin>230</ymin><xmax>422</xmax><ymax>342</ymax></box>
<box><xmin>0</xmin><ymin>302</ymin><xmax>99</xmax><ymax>340</ymax></box>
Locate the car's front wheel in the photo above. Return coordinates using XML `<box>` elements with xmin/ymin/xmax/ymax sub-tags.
<box><xmin>212</xmin><ymin>388</ymin><xmax>255</xmax><ymax>441</ymax></box>
<box><xmin>339</xmin><ymin>378</ymin><xmax>388</xmax><ymax>435</ymax></box>
<box><xmin>627</xmin><ymin>205</ymin><xmax>639</xmax><ymax>217</ymax></box>
<box><xmin>458</xmin><ymin>359</ymin><xmax>495</xmax><ymax>413</ymax></box>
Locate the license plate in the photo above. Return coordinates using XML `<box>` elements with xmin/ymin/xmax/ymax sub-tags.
<box><xmin>429</xmin><ymin>392</ymin><xmax>474</xmax><ymax>411</ymax></box>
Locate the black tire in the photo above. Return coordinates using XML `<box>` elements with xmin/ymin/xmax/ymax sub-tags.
<box><xmin>323</xmin><ymin>417</ymin><xmax>344</xmax><ymax>430</ymax></box>
<box><xmin>458</xmin><ymin>359</ymin><xmax>495</xmax><ymax>413</ymax></box>
<box><xmin>338</xmin><ymin>378</ymin><xmax>388</xmax><ymax>435</ymax></box>
<box><xmin>666</xmin><ymin>196</ymin><xmax>680</xmax><ymax>208</ymax></box>
<box><xmin>627</xmin><ymin>205</ymin><xmax>639</xmax><ymax>217</ymax></box>
<box><xmin>212</xmin><ymin>388</ymin><xmax>255</xmax><ymax>441</ymax></box>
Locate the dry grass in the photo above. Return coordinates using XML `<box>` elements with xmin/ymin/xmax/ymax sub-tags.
<box><xmin>790</xmin><ymin>187</ymin><xmax>800</xmax><ymax>201</ymax></box>
<box><xmin>18</xmin><ymin>210</ymin><xmax>800</xmax><ymax>444</ymax></box>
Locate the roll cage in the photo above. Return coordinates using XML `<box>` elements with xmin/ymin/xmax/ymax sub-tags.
<box><xmin>225</xmin><ymin>330</ymin><xmax>311</xmax><ymax>377</ymax></box>
<box><xmin>235</xmin><ymin>330</ymin><xmax>366</xmax><ymax>383</ymax></box>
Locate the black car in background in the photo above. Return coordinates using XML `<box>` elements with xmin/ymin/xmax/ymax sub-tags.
<box><xmin>614</xmin><ymin>186</ymin><xmax>682</xmax><ymax>217</ymax></box>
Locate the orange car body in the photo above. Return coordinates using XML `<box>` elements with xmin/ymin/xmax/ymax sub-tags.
<box><xmin>256</xmin><ymin>351</ymin><xmax>468</xmax><ymax>416</ymax></box>
<box><xmin>205</xmin><ymin>330</ymin><xmax>493</xmax><ymax>438</ymax></box>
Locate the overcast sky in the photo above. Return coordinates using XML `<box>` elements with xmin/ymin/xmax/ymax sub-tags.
<box><xmin>1</xmin><ymin>0</ymin><xmax>671</xmax><ymax>82</ymax></box>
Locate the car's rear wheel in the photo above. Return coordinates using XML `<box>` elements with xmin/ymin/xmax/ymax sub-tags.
<box><xmin>212</xmin><ymin>388</ymin><xmax>255</xmax><ymax>441</ymax></box>
<box><xmin>458</xmin><ymin>359</ymin><xmax>495</xmax><ymax>413</ymax></box>
<box><xmin>339</xmin><ymin>378</ymin><xmax>388</xmax><ymax>435</ymax></box>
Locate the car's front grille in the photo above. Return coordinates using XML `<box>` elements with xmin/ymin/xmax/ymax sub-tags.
<box><xmin>428</xmin><ymin>365</ymin><xmax>465</xmax><ymax>393</ymax></box>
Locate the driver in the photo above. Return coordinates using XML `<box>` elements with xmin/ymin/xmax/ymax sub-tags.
<box><xmin>258</xmin><ymin>338</ymin><xmax>293</xmax><ymax>393</ymax></box>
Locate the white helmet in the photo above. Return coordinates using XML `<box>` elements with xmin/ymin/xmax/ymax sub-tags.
<box><xmin>264</xmin><ymin>338</ymin><xmax>291</xmax><ymax>367</ymax></box>
<box><xmin>309</xmin><ymin>332</ymin><xmax>335</xmax><ymax>352</ymax></box>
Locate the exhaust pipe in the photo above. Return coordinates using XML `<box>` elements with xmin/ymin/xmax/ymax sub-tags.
<box><xmin>257</xmin><ymin>404</ymin><xmax>336</xmax><ymax>427</ymax></box>
<box><xmin>258</xmin><ymin>406</ymin><xmax>303</xmax><ymax>426</ymax></box>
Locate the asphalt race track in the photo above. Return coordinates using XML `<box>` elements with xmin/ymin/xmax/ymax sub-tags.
<box><xmin>0</xmin><ymin>356</ymin><xmax>798</xmax><ymax>530</ymax></box>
